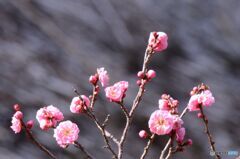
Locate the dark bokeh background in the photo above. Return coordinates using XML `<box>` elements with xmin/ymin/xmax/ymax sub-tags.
<box><xmin>0</xmin><ymin>0</ymin><xmax>240</xmax><ymax>159</ymax></box>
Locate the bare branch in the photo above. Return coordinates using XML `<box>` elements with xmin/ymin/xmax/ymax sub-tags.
<box><xmin>21</xmin><ymin>120</ymin><xmax>57</xmax><ymax>159</ymax></box>
<box><xmin>140</xmin><ymin>134</ymin><xmax>155</xmax><ymax>159</ymax></box>
<box><xmin>199</xmin><ymin>105</ymin><xmax>221</xmax><ymax>159</ymax></box>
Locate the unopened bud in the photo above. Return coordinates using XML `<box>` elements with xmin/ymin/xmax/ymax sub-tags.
<box><xmin>13</xmin><ymin>104</ymin><xmax>21</xmax><ymax>111</ymax></box>
<box><xmin>26</xmin><ymin>120</ymin><xmax>34</xmax><ymax>129</ymax></box>
<box><xmin>146</xmin><ymin>70</ymin><xmax>156</xmax><ymax>80</ymax></box>
<box><xmin>138</xmin><ymin>130</ymin><xmax>148</xmax><ymax>139</ymax></box>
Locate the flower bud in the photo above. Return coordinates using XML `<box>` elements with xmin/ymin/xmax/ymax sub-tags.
<box><xmin>139</xmin><ymin>130</ymin><xmax>148</xmax><ymax>139</ymax></box>
<box><xmin>136</xmin><ymin>80</ymin><xmax>141</xmax><ymax>86</ymax></box>
<box><xmin>14</xmin><ymin>111</ymin><xmax>23</xmax><ymax>120</ymax></box>
<box><xmin>146</xmin><ymin>70</ymin><xmax>156</xmax><ymax>80</ymax></box>
<box><xmin>197</xmin><ymin>113</ymin><xmax>203</xmax><ymax>118</ymax></box>
<box><xmin>13</xmin><ymin>104</ymin><xmax>21</xmax><ymax>111</ymax></box>
<box><xmin>89</xmin><ymin>75</ymin><xmax>98</xmax><ymax>85</ymax></box>
<box><xmin>137</xmin><ymin>71</ymin><xmax>145</xmax><ymax>79</ymax></box>
<box><xmin>186</xmin><ymin>139</ymin><xmax>193</xmax><ymax>146</ymax></box>
<box><xmin>26</xmin><ymin>120</ymin><xmax>34</xmax><ymax>129</ymax></box>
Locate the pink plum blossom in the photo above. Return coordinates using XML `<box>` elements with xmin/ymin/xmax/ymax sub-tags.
<box><xmin>188</xmin><ymin>90</ymin><xmax>215</xmax><ymax>111</ymax></box>
<box><xmin>188</xmin><ymin>94</ymin><xmax>200</xmax><ymax>111</ymax></box>
<box><xmin>148</xmin><ymin>110</ymin><xmax>174</xmax><ymax>135</ymax></box>
<box><xmin>176</xmin><ymin>127</ymin><xmax>186</xmax><ymax>143</ymax></box>
<box><xmin>53</xmin><ymin>120</ymin><xmax>80</xmax><ymax>148</ymax></box>
<box><xmin>10</xmin><ymin>111</ymin><xmax>23</xmax><ymax>134</ymax></box>
<box><xmin>158</xmin><ymin>99</ymin><xmax>170</xmax><ymax>111</ymax></box>
<box><xmin>70</xmin><ymin>95</ymin><xmax>90</xmax><ymax>114</ymax></box>
<box><xmin>36</xmin><ymin>105</ymin><xmax>64</xmax><ymax>130</ymax></box>
<box><xmin>198</xmin><ymin>90</ymin><xmax>215</xmax><ymax>107</ymax></box>
<box><xmin>148</xmin><ymin>32</ymin><xmax>168</xmax><ymax>52</ymax></box>
<box><xmin>97</xmin><ymin>67</ymin><xmax>109</xmax><ymax>87</ymax></box>
<box><xmin>105</xmin><ymin>81</ymin><xmax>128</xmax><ymax>102</ymax></box>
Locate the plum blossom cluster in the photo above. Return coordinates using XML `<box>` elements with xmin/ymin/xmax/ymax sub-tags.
<box><xmin>146</xmin><ymin>94</ymin><xmax>192</xmax><ymax>151</ymax></box>
<box><xmin>188</xmin><ymin>84</ymin><xmax>215</xmax><ymax>112</ymax></box>
<box><xmin>10</xmin><ymin>31</ymin><xmax>221</xmax><ymax>159</ymax></box>
<box><xmin>36</xmin><ymin>105</ymin><xmax>64</xmax><ymax>130</ymax></box>
<box><xmin>35</xmin><ymin>105</ymin><xmax>80</xmax><ymax>148</ymax></box>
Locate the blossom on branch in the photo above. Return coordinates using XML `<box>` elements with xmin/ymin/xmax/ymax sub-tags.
<box><xmin>188</xmin><ymin>89</ymin><xmax>215</xmax><ymax>112</ymax></box>
<box><xmin>97</xmin><ymin>67</ymin><xmax>109</xmax><ymax>87</ymax></box>
<box><xmin>53</xmin><ymin>120</ymin><xmax>80</xmax><ymax>148</ymax></box>
<box><xmin>10</xmin><ymin>111</ymin><xmax>23</xmax><ymax>134</ymax></box>
<box><xmin>148</xmin><ymin>110</ymin><xmax>174</xmax><ymax>135</ymax></box>
<box><xmin>36</xmin><ymin>105</ymin><xmax>64</xmax><ymax>130</ymax></box>
<box><xmin>105</xmin><ymin>81</ymin><xmax>128</xmax><ymax>102</ymax></box>
<box><xmin>70</xmin><ymin>95</ymin><xmax>90</xmax><ymax>114</ymax></box>
<box><xmin>148</xmin><ymin>31</ymin><xmax>168</xmax><ymax>52</ymax></box>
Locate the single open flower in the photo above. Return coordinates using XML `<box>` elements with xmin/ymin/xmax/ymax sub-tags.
<box><xmin>10</xmin><ymin>111</ymin><xmax>23</xmax><ymax>134</ymax></box>
<box><xmin>53</xmin><ymin>120</ymin><xmax>80</xmax><ymax>148</ymax></box>
<box><xmin>148</xmin><ymin>110</ymin><xmax>174</xmax><ymax>135</ymax></box>
<box><xmin>70</xmin><ymin>95</ymin><xmax>90</xmax><ymax>114</ymax></box>
<box><xmin>36</xmin><ymin>105</ymin><xmax>64</xmax><ymax>130</ymax></box>
<box><xmin>105</xmin><ymin>81</ymin><xmax>128</xmax><ymax>102</ymax></box>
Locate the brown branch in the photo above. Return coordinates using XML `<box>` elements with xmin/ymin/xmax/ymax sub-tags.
<box><xmin>140</xmin><ymin>134</ymin><xmax>155</xmax><ymax>159</ymax></box>
<box><xmin>117</xmin><ymin>102</ymin><xmax>130</xmax><ymax>118</ymax></box>
<box><xmin>165</xmin><ymin>147</ymin><xmax>173</xmax><ymax>159</ymax></box>
<box><xmin>74</xmin><ymin>87</ymin><xmax>118</xmax><ymax>158</ymax></box>
<box><xmin>164</xmin><ymin>132</ymin><xmax>175</xmax><ymax>159</ymax></box>
<box><xmin>21</xmin><ymin>120</ymin><xmax>57</xmax><ymax>159</ymax></box>
<box><xmin>86</xmin><ymin>111</ymin><xmax>118</xmax><ymax>159</ymax></box>
<box><xmin>199</xmin><ymin>105</ymin><xmax>221</xmax><ymax>159</ymax></box>
<box><xmin>159</xmin><ymin>106</ymin><xmax>189</xmax><ymax>159</ymax></box>
<box><xmin>117</xmin><ymin>49</ymin><xmax>152</xmax><ymax>159</ymax></box>
<box><xmin>74</xmin><ymin>141</ymin><xmax>94</xmax><ymax>159</ymax></box>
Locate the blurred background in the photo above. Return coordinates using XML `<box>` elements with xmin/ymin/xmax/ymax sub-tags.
<box><xmin>0</xmin><ymin>0</ymin><xmax>240</xmax><ymax>159</ymax></box>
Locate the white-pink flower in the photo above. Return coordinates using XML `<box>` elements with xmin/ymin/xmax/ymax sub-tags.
<box><xmin>188</xmin><ymin>94</ymin><xmax>200</xmax><ymax>111</ymax></box>
<box><xmin>10</xmin><ymin>111</ymin><xmax>23</xmax><ymax>134</ymax></box>
<box><xmin>148</xmin><ymin>110</ymin><xmax>174</xmax><ymax>135</ymax></box>
<box><xmin>70</xmin><ymin>95</ymin><xmax>90</xmax><ymax>114</ymax></box>
<box><xmin>199</xmin><ymin>90</ymin><xmax>215</xmax><ymax>107</ymax></box>
<box><xmin>148</xmin><ymin>32</ymin><xmax>168</xmax><ymax>52</ymax></box>
<box><xmin>97</xmin><ymin>67</ymin><xmax>109</xmax><ymax>87</ymax></box>
<box><xmin>176</xmin><ymin>127</ymin><xmax>185</xmax><ymax>143</ymax></box>
<box><xmin>158</xmin><ymin>99</ymin><xmax>170</xmax><ymax>111</ymax></box>
<box><xmin>53</xmin><ymin>120</ymin><xmax>80</xmax><ymax>148</ymax></box>
<box><xmin>36</xmin><ymin>105</ymin><xmax>64</xmax><ymax>130</ymax></box>
<box><xmin>105</xmin><ymin>81</ymin><xmax>128</xmax><ymax>102</ymax></box>
<box><xmin>188</xmin><ymin>90</ymin><xmax>215</xmax><ymax>111</ymax></box>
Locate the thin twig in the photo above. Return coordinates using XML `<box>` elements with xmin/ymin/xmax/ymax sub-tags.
<box><xmin>159</xmin><ymin>106</ymin><xmax>189</xmax><ymax>159</ymax></box>
<box><xmin>74</xmin><ymin>88</ymin><xmax>118</xmax><ymax>158</ymax></box>
<box><xmin>117</xmin><ymin>102</ymin><xmax>130</xmax><ymax>118</ymax></box>
<box><xmin>117</xmin><ymin>49</ymin><xmax>152</xmax><ymax>159</ymax></box>
<box><xmin>21</xmin><ymin>120</ymin><xmax>57</xmax><ymax>159</ymax></box>
<box><xmin>199</xmin><ymin>105</ymin><xmax>221</xmax><ymax>159</ymax></box>
<box><xmin>74</xmin><ymin>141</ymin><xmax>94</xmax><ymax>159</ymax></box>
<box><xmin>87</xmin><ymin>110</ymin><xmax>118</xmax><ymax>158</ymax></box>
<box><xmin>140</xmin><ymin>134</ymin><xmax>155</xmax><ymax>159</ymax></box>
<box><xmin>165</xmin><ymin>147</ymin><xmax>173</xmax><ymax>159</ymax></box>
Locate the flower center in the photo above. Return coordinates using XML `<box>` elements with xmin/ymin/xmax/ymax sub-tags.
<box><xmin>158</xmin><ymin>118</ymin><xmax>165</xmax><ymax>126</ymax></box>
<box><xmin>63</xmin><ymin>129</ymin><xmax>71</xmax><ymax>136</ymax></box>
